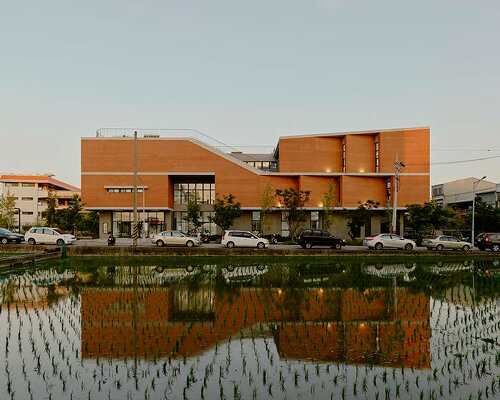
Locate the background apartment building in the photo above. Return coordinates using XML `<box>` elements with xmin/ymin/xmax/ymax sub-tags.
<box><xmin>81</xmin><ymin>127</ymin><xmax>430</xmax><ymax>239</ymax></box>
<box><xmin>432</xmin><ymin>178</ymin><xmax>499</xmax><ymax>208</ymax></box>
<box><xmin>0</xmin><ymin>174</ymin><xmax>80</xmax><ymax>229</ymax></box>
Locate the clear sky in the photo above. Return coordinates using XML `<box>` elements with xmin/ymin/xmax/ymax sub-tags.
<box><xmin>1</xmin><ymin>0</ymin><xmax>499</xmax><ymax>188</ymax></box>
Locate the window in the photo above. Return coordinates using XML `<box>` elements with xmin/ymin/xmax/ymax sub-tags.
<box><xmin>5</xmin><ymin>182</ymin><xmax>18</xmax><ymax>187</ymax></box>
<box><xmin>21</xmin><ymin>197</ymin><xmax>33</xmax><ymax>201</ymax></box>
<box><xmin>375</xmin><ymin>139</ymin><xmax>379</xmax><ymax>172</ymax></box>
<box><xmin>22</xmin><ymin>211</ymin><xmax>33</xmax><ymax>215</ymax></box>
<box><xmin>281</xmin><ymin>211</ymin><xmax>289</xmax><ymax>237</ymax></box>
<box><xmin>112</xmin><ymin>211</ymin><xmax>164</xmax><ymax>237</ymax></box>
<box><xmin>342</xmin><ymin>141</ymin><xmax>346</xmax><ymax>172</ymax></box>
<box><xmin>22</xmin><ymin>183</ymin><xmax>35</xmax><ymax>187</ymax></box>
<box><xmin>173</xmin><ymin>211</ymin><xmax>217</xmax><ymax>235</ymax></box>
<box><xmin>270</xmin><ymin>161</ymin><xmax>278</xmax><ymax>170</ymax></box>
<box><xmin>252</xmin><ymin>211</ymin><xmax>261</xmax><ymax>233</ymax></box>
<box><xmin>386</xmin><ymin>180</ymin><xmax>391</xmax><ymax>198</ymax></box>
<box><xmin>310</xmin><ymin>211</ymin><xmax>319</xmax><ymax>229</ymax></box>
<box><xmin>106</xmin><ymin>188</ymin><xmax>144</xmax><ymax>193</ymax></box>
<box><xmin>173</xmin><ymin>182</ymin><xmax>215</xmax><ymax>205</ymax></box>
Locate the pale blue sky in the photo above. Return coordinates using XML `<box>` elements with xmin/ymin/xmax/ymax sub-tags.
<box><xmin>1</xmin><ymin>0</ymin><xmax>499</xmax><ymax>188</ymax></box>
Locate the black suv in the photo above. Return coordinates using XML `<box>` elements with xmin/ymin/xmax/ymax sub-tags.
<box><xmin>475</xmin><ymin>233</ymin><xmax>500</xmax><ymax>252</ymax></box>
<box><xmin>296</xmin><ymin>229</ymin><xmax>346</xmax><ymax>249</ymax></box>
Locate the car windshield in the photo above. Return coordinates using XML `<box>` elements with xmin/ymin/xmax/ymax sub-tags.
<box><xmin>53</xmin><ymin>229</ymin><xmax>68</xmax><ymax>235</ymax></box>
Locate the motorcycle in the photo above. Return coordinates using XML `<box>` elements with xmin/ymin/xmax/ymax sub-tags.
<box><xmin>107</xmin><ymin>232</ymin><xmax>116</xmax><ymax>246</ymax></box>
<box><xmin>270</xmin><ymin>234</ymin><xmax>278</xmax><ymax>244</ymax></box>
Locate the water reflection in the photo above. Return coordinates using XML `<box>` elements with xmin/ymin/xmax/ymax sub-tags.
<box><xmin>0</xmin><ymin>258</ymin><xmax>498</xmax><ymax>400</ymax></box>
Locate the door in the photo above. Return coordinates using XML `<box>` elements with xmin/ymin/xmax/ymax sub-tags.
<box><xmin>171</xmin><ymin>231</ymin><xmax>186</xmax><ymax>246</ymax></box>
<box><xmin>390</xmin><ymin>234</ymin><xmax>404</xmax><ymax>249</ymax></box>
<box><xmin>42</xmin><ymin>228</ymin><xmax>57</xmax><ymax>244</ymax></box>
<box><xmin>448</xmin><ymin>237</ymin><xmax>460</xmax><ymax>249</ymax></box>
<box><xmin>161</xmin><ymin>231</ymin><xmax>174</xmax><ymax>245</ymax></box>
<box><xmin>242</xmin><ymin>232</ymin><xmax>255</xmax><ymax>247</ymax></box>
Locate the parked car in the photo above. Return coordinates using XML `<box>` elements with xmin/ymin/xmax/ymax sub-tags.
<box><xmin>295</xmin><ymin>228</ymin><xmax>346</xmax><ymax>249</ymax></box>
<box><xmin>151</xmin><ymin>231</ymin><xmax>202</xmax><ymax>247</ymax></box>
<box><xmin>222</xmin><ymin>230</ymin><xmax>269</xmax><ymax>249</ymax></box>
<box><xmin>422</xmin><ymin>235</ymin><xmax>471</xmax><ymax>251</ymax></box>
<box><xmin>0</xmin><ymin>228</ymin><xmax>24</xmax><ymax>244</ymax></box>
<box><xmin>25</xmin><ymin>227</ymin><xmax>77</xmax><ymax>245</ymax></box>
<box><xmin>475</xmin><ymin>232</ymin><xmax>500</xmax><ymax>252</ymax></box>
<box><xmin>363</xmin><ymin>234</ymin><xmax>416</xmax><ymax>250</ymax></box>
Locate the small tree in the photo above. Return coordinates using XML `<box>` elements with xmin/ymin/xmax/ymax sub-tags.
<box><xmin>405</xmin><ymin>201</ymin><xmax>448</xmax><ymax>244</ymax></box>
<box><xmin>0</xmin><ymin>190</ymin><xmax>16</xmax><ymax>230</ymax></box>
<box><xmin>59</xmin><ymin>194</ymin><xmax>82</xmax><ymax>233</ymax></box>
<box><xmin>343</xmin><ymin>200</ymin><xmax>380</xmax><ymax>240</ymax></box>
<box><xmin>321</xmin><ymin>180</ymin><xmax>338</xmax><ymax>230</ymax></box>
<box><xmin>260</xmin><ymin>183</ymin><xmax>274</xmax><ymax>235</ymax></box>
<box><xmin>183</xmin><ymin>190</ymin><xmax>202</xmax><ymax>235</ymax></box>
<box><xmin>275</xmin><ymin>188</ymin><xmax>311</xmax><ymax>239</ymax></box>
<box><xmin>44</xmin><ymin>190</ymin><xmax>58</xmax><ymax>227</ymax></box>
<box><xmin>209</xmin><ymin>194</ymin><xmax>242</xmax><ymax>232</ymax></box>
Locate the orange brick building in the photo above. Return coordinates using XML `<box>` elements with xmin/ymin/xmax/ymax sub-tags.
<box><xmin>81</xmin><ymin>127</ymin><xmax>430</xmax><ymax>238</ymax></box>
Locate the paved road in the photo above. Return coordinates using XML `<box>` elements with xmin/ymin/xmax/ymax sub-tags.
<box><xmin>73</xmin><ymin>238</ymin><xmax>456</xmax><ymax>252</ymax></box>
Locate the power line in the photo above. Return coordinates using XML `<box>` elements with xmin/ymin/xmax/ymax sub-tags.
<box><xmin>431</xmin><ymin>155</ymin><xmax>500</xmax><ymax>165</ymax></box>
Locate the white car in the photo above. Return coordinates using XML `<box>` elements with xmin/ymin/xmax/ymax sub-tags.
<box><xmin>222</xmin><ymin>230</ymin><xmax>269</xmax><ymax>249</ymax></box>
<box><xmin>151</xmin><ymin>231</ymin><xmax>202</xmax><ymax>247</ymax></box>
<box><xmin>25</xmin><ymin>227</ymin><xmax>77</xmax><ymax>245</ymax></box>
<box><xmin>363</xmin><ymin>234</ymin><xmax>416</xmax><ymax>250</ymax></box>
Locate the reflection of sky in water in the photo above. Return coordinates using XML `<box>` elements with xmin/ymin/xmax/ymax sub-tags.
<box><xmin>0</xmin><ymin>260</ymin><xmax>498</xmax><ymax>400</ymax></box>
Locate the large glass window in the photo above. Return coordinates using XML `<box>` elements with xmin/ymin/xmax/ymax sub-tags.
<box><xmin>173</xmin><ymin>182</ymin><xmax>215</xmax><ymax>205</ymax></box>
<box><xmin>310</xmin><ymin>211</ymin><xmax>319</xmax><ymax>229</ymax></box>
<box><xmin>173</xmin><ymin>211</ymin><xmax>217</xmax><ymax>235</ymax></box>
<box><xmin>342</xmin><ymin>141</ymin><xmax>346</xmax><ymax>172</ymax></box>
<box><xmin>251</xmin><ymin>211</ymin><xmax>261</xmax><ymax>233</ymax></box>
<box><xmin>112</xmin><ymin>211</ymin><xmax>164</xmax><ymax>237</ymax></box>
<box><xmin>375</xmin><ymin>140</ymin><xmax>379</xmax><ymax>172</ymax></box>
<box><xmin>281</xmin><ymin>211</ymin><xmax>289</xmax><ymax>238</ymax></box>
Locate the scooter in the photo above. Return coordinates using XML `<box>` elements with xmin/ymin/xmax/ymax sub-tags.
<box><xmin>107</xmin><ymin>232</ymin><xmax>116</xmax><ymax>246</ymax></box>
<box><xmin>270</xmin><ymin>234</ymin><xmax>278</xmax><ymax>244</ymax></box>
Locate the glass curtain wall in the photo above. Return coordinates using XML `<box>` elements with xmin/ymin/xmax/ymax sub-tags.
<box><xmin>174</xmin><ymin>183</ymin><xmax>215</xmax><ymax>205</ymax></box>
<box><xmin>112</xmin><ymin>211</ymin><xmax>165</xmax><ymax>237</ymax></box>
<box><xmin>173</xmin><ymin>211</ymin><xmax>217</xmax><ymax>235</ymax></box>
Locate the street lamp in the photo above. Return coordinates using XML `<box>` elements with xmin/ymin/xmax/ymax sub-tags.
<box><xmin>471</xmin><ymin>176</ymin><xmax>487</xmax><ymax>248</ymax></box>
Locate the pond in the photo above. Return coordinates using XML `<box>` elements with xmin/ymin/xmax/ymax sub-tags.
<box><xmin>0</xmin><ymin>257</ymin><xmax>499</xmax><ymax>400</ymax></box>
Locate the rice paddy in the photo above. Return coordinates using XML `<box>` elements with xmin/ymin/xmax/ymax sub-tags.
<box><xmin>0</xmin><ymin>257</ymin><xmax>499</xmax><ymax>400</ymax></box>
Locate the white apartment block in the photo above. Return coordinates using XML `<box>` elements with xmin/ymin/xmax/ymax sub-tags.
<box><xmin>0</xmin><ymin>174</ymin><xmax>80</xmax><ymax>228</ymax></box>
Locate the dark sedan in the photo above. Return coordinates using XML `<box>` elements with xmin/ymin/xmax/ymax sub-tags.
<box><xmin>0</xmin><ymin>228</ymin><xmax>24</xmax><ymax>244</ymax></box>
<box><xmin>296</xmin><ymin>228</ymin><xmax>346</xmax><ymax>249</ymax></box>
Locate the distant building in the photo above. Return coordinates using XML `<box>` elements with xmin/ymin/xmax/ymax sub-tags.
<box><xmin>432</xmin><ymin>177</ymin><xmax>499</xmax><ymax>208</ymax></box>
<box><xmin>0</xmin><ymin>174</ymin><xmax>80</xmax><ymax>229</ymax></box>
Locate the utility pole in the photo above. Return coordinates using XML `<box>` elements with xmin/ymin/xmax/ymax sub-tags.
<box><xmin>471</xmin><ymin>176</ymin><xmax>486</xmax><ymax>248</ymax></box>
<box><xmin>392</xmin><ymin>154</ymin><xmax>405</xmax><ymax>234</ymax></box>
<box><xmin>133</xmin><ymin>131</ymin><xmax>138</xmax><ymax>247</ymax></box>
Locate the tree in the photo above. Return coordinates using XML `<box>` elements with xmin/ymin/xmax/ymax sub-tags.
<box><xmin>473</xmin><ymin>198</ymin><xmax>500</xmax><ymax>233</ymax></box>
<box><xmin>209</xmin><ymin>194</ymin><xmax>242</xmax><ymax>232</ymax></box>
<box><xmin>59</xmin><ymin>194</ymin><xmax>82</xmax><ymax>233</ymax></box>
<box><xmin>321</xmin><ymin>180</ymin><xmax>338</xmax><ymax>230</ymax></box>
<box><xmin>275</xmin><ymin>188</ymin><xmax>311</xmax><ymax>239</ymax></box>
<box><xmin>443</xmin><ymin>206</ymin><xmax>468</xmax><ymax>238</ymax></box>
<box><xmin>0</xmin><ymin>190</ymin><xmax>16</xmax><ymax>230</ymax></box>
<box><xmin>343</xmin><ymin>200</ymin><xmax>380</xmax><ymax>240</ymax></box>
<box><xmin>44</xmin><ymin>190</ymin><xmax>58</xmax><ymax>227</ymax></box>
<box><xmin>259</xmin><ymin>183</ymin><xmax>274</xmax><ymax>235</ymax></box>
<box><xmin>183</xmin><ymin>190</ymin><xmax>202</xmax><ymax>234</ymax></box>
<box><xmin>404</xmin><ymin>201</ymin><xmax>448</xmax><ymax>244</ymax></box>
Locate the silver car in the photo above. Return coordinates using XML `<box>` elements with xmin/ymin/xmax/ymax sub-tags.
<box><xmin>422</xmin><ymin>235</ymin><xmax>470</xmax><ymax>251</ymax></box>
<box><xmin>151</xmin><ymin>231</ymin><xmax>202</xmax><ymax>247</ymax></box>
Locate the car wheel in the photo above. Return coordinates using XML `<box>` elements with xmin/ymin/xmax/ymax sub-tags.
<box><xmin>374</xmin><ymin>242</ymin><xmax>383</xmax><ymax>250</ymax></box>
<box><xmin>186</xmin><ymin>240</ymin><xmax>194</xmax><ymax>247</ymax></box>
<box><xmin>436</xmin><ymin>244</ymin><xmax>444</xmax><ymax>251</ymax></box>
<box><xmin>462</xmin><ymin>245</ymin><xmax>470</xmax><ymax>251</ymax></box>
<box><xmin>257</xmin><ymin>242</ymin><xmax>265</xmax><ymax>249</ymax></box>
<box><xmin>56</xmin><ymin>239</ymin><xmax>64</xmax><ymax>246</ymax></box>
<box><xmin>155</xmin><ymin>266</ymin><xmax>164</xmax><ymax>273</ymax></box>
<box><xmin>404</xmin><ymin>243</ymin><xmax>413</xmax><ymax>251</ymax></box>
<box><xmin>28</xmin><ymin>238</ymin><xmax>36</xmax><ymax>245</ymax></box>
<box><xmin>1</xmin><ymin>238</ymin><xmax>8</xmax><ymax>245</ymax></box>
<box><xmin>227</xmin><ymin>265</ymin><xmax>235</xmax><ymax>272</ymax></box>
<box><xmin>226</xmin><ymin>241</ymin><xmax>235</xmax><ymax>249</ymax></box>
<box><xmin>156</xmin><ymin>240</ymin><xmax>164</xmax><ymax>247</ymax></box>
<box><xmin>333</xmin><ymin>242</ymin><xmax>342</xmax><ymax>250</ymax></box>
<box><xmin>304</xmin><ymin>242</ymin><xmax>312</xmax><ymax>249</ymax></box>
<box><xmin>186</xmin><ymin>265</ymin><xmax>195</xmax><ymax>272</ymax></box>
<box><xmin>257</xmin><ymin>265</ymin><xmax>265</xmax><ymax>271</ymax></box>
<box><xmin>492</xmin><ymin>244</ymin><xmax>500</xmax><ymax>252</ymax></box>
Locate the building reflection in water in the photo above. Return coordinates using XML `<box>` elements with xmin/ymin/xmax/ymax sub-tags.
<box><xmin>81</xmin><ymin>265</ymin><xmax>430</xmax><ymax>370</ymax></box>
